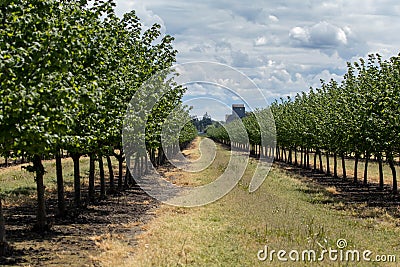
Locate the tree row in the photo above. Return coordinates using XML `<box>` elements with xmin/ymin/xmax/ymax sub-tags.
<box><xmin>271</xmin><ymin>53</ymin><xmax>399</xmax><ymax>193</ymax></box>
<box><xmin>206</xmin><ymin>53</ymin><xmax>399</xmax><ymax>194</ymax></box>
<box><xmin>0</xmin><ymin>0</ymin><xmax>196</xmax><ymax>234</ymax></box>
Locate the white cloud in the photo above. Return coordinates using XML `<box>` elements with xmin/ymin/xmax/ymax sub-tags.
<box><xmin>254</xmin><ymin>36</ymin><xmax>268</xmax><ymax>46</ymax></box>
<box><xmin>268</xmin><ymin>15</ymin><xmax>279</xmax><ymax>22</ymax></box>
<box><xmin>289</xmin><ymin>27</ymin><xmax>309</xmax><ymax>43</ymax></box>
<box><xmin>309</xmin><ymin>21</ymin><xmax>347</xmax><ymax>46</ymax></box>
<box><xmin>289</xmin><ymin>21</ymin><xmax>348</xmax><ymax>48</ymax></box>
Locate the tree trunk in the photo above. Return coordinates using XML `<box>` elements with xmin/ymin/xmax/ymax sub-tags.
<box><xmin>326</xmin><ymin>151</ymin><xmax>331</xmax><ymax>175</ymax></box>
<box><xmin>300</xmin><ymin>147</ymin><xmax>303</xmax><ymax>167</ymax></box>
<box><xmin>55</xmin><ymin>150</ymin><xmax>65</xmax><ymax>217</ymax></box>
<box><xmin>99</xmin><ymin>156</ymin><xmax>106</xmax><ymax>199</ymax></box>
<box><xmin>341</xmin><ymin>153</ymin><xmax>347</xmax><ymax>179</ymax></box>
<box><xmin>150</xmin><ymin>149</ymin><xmax>156</xmax><ymax>166</ymax></box>
<box><xmin>313</xmin><ymin>150</ymin><xmax>317</xmax><ymax>171</ymax></box>
<box><xmin>363</xmin><ymin>152</ymin><xmax>369</xmax><ymax>185</ymax></box>
<box><xmin>106</xmin><ymin>155</ymin><xmax>114</xmax><ymax>192</ymax></box>
<box><xmin>283</xmin><ymin>147</ymin><xmax>287</xmax><ymax>162</ymax></box>
<box><xmin>71</xmin><ymin>153</ymin><xmax>81</xmax><ymax>207</ymax></box>
<box><xmin>88</xmin><ymin>154</ymin><xmax>95</xmax><ymax>202</ymax></box>
<box><xmin>318</xmin><ymin>150</ymin><xmax>323</xmax><ymax>173</ymax></box>
<box><xmin>140</xmin><ymin>156</ymin><xmax>145</xmax><ymax>176</ymax></box>
<box><xmin>276</xmin><ymin>146</ymin><xmax>280</xmax><ymax>161</ymax></box>
<box><xmin>306</xmin><ymin>148</ymin><xmax>310</xmax><ymax>169</ymax></box>
<box><xmin>387</xmin><ymin>152</ymin><xmax>397</xmax><ymax>194</ymax></box>
<box><xmin>33</xmin><ymin>155</ymin><xmax>48</xmax><ymax>231</ymax></box>
<box><xmin>124</xmin><ymin>166</ymin><xmax>129</xmax><ymax>188</ymax></box>
<box><xmin>294</xmin><ymin>147</ymin><xmax>298</xmax><ymax>166</ymax></box>
<box><xmin>333</xmin><ymin>153</ymin><xmax>338</xmax><ymax>178</ymax></box>
<box><xmin>113</xmin><ymin>150</ymin><xmax>125</xmax><ymax>190</ymax></box>
<box><xmin>378</xmin><ymin>154</ymin><xmax>384</xmax><ymax>190</ymax></box>
<box><xmin>304</xmin><ymin>148</ymin><xmax>308</xmax><ymax>168</ymax></box>
<box><xmin>145</xmin><ymin>153</ymin><xmax>149</xmax><ymax>174</ymax></box>
<box><xmin>118</xmin><ymin>156</ymin><xmax>123</xmax><ymax>190</ymax></box>
<box><xmin>354</xmin><ymin>153</ymin><xmax>359</xmax><ymax>183</ymax></box>
<box><xmin>279</xmin><ymin>146</ymin><xmax>282</xmax><ymax>161</ymax></box>
<box><xmin>125</xmin><ymin>155</ymin><xmax>131</xmax><ymax>187</ymax></box>
<box><xmin>158</xmin><ymin>147</ymin><xmax>165</xmax><ymax>166</ymax></box>
<box><xmin>389</xmin><ymin>159</ymin><xmax>397</xmax><ymax>194</ymax></box>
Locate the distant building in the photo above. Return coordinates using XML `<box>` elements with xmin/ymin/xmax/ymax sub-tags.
<box><xmin>232</xmin><ymin>104</ymin><xmax>245</xmax><ymax>118</ymax></box>
<box><xmin>225</xmin><ymin>104</ymin><xmax>246</xmax><ymax>123</ymax></box>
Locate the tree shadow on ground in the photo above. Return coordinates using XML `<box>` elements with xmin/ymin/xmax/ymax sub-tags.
<box><xmin>275</xmin><ymin>161</ymin><xmax>400</xmax><ymax>219</ymax></box>
<box><xmin>1</xmin><ymin>186</ymin><xmax>158</xmax><ymax>266</ymax></box>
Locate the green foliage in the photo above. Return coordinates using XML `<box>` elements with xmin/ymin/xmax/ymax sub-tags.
<box><xmin>270</xmin><ymin>53</ymin><xmax>400</xmax><ymax>159</ymax></box>
<box><xmin>0</xmin><ymin>0</ymin><xmax>187</xmax><ymax>227</ymax></box>
<box><xmin>0</xmin><ymin>0</ymin><xmax>181</xmax><ymax>160</ymax></box>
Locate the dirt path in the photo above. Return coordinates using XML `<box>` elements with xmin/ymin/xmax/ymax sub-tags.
<box><xmin>1</xmin><ymin>187</ymin><xmax>158</xmax><ymax>266</ymax></box>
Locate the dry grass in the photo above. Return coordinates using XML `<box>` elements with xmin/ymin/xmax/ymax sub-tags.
<box><xmin>89</xmin><ymin>231</ymin><xmax>138</xmax><ymax>267</ymax></box>
<box><xmin>181</xmin><ymin>137</ymin><xmax>202</xmax><ymax>160</ymax></box>
<box><xmin>325</xmin><ymin>186</ymin><xmax>340</xmax><ymax>195</ymax></box>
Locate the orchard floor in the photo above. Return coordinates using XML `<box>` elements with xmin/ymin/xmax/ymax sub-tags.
<box><xmin>1</xmin><ymin>187</ymin><xmax>158</xmax><ymax>266</ymax></box>
<box><xmin>1</xmin><ymin>138</ymin><xmax>400</xmax><ymax>266</ymax></box>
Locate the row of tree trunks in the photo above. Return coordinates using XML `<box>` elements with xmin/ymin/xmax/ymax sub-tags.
<box><xmin>3</xmin><ymin>149</ymin><xmax>139</xmax><ymax>241</ymax></box>
<box><xmin>277</xmin><ymin>147</ymin><xmax>398</xmax><ymax>194</ymax></box>
<box><xmin>53</xmin><ymin>152</ymin><xmax>120</xmax><ymax>220</ymax></box>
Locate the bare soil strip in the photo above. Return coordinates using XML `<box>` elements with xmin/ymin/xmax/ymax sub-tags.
<box><xmin>1</xmin><ymin>187</ymin><xmax>158</xmax><ymax>266</ymax></box>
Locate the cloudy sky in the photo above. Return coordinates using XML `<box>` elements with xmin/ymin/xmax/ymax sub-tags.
<box><xmin>114</xmin><ymin>0</ymin><xmax>400</xmax><ymax>120</ymax></box>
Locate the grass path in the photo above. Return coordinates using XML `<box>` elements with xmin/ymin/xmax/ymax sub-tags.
<box><xmin>96</xmin><ymin>139</ymin><xmax>400</xmax><ymax>266</ymax></box>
